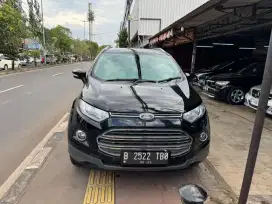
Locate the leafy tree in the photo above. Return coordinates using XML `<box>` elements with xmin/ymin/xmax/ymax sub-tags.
<box><xmin>86</xmin><ymin>41</ymin><xmax>99</xmax><ymax>59</ymax></box>
<box><xmin>97</xmin><ymin>45</ymin><xmax>108</xmax><ymax>54</ymax></box>
<box><xmin>116</xmin><ymin>28</ymin><xmax>128</xmax><ymax>48</ymax></box>
<box><xmin>27</xmin><ymin>0</ymin><xmax>42</xmax><ymax>41</ymax></box>
<box><xmin>0</xmin><ymin>0</ymin><xmax>27</xmax><ymax>69</ymax></box>
<box><xmin>49</xmin><ymin>25</ymin><xmax>73</xmax><ymax>53</ymax></box>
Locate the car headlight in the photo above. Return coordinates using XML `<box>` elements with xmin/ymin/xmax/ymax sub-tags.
<box><xmin>215</xmin><ymin>81</ymin><xmax>229</xmax><ymax>86</ymax></box>
<box><xmin>183</xmin><ymin>104</ymin><xmax>206</xmax><ymax>123</ymax></box>
<box><xmin>78</xmin><ymin>99</ymin><xmax>109</xmax><ymax>122</ymax></box>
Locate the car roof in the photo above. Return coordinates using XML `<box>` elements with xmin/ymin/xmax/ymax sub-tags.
<box><xmin>104</xmin><ymin>48</ymin><xmax>168</xmax><ymax>56</ymax></box>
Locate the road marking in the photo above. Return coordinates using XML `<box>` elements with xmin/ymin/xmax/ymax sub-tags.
<box><xmin>2</xmin><ymin>100</ymin><xmax>11</xmax><ymax>105</ymax></box>
<box><xmin>0</xmin><ymin>112</ymin><xmax>69</xmax><ymax>200</ymax></box>
<box><xmin>0</xmin><ymin>85</ymin><xmax>24</xmax><ymax>94</ymax></box>
<box><xmin>83</xmin><ymin>171</ymin><xmax>114</xmax><ymax>204</ymax></box>
<box><xmin>52</xmin><ymin>72</ymin><xmax>64</xmax><ymax>77</ymax></box>
<box><xmin>0</xmin><ymin>62</ymin><xmax>83</xmax><ymax>78</ymax></box>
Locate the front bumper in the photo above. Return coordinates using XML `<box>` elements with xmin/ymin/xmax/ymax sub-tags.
<box><xmin>202</xmin><ymin>85</ymin><xmax>229</xmax><ymax>100</ymax></box>
<box><xmin>68</xmin><ymin>102</ymin><xmax>210</xmax><ymax>171</ymax></box>
<box><xmin>244</xmin><ymin>93</ymin><xmax>272</xmax><ymax>115</ymax></box>
<box><xmin>69</xmin><ymin>143</ymin><xmax>209</xmax><ymax>171</ymax></box>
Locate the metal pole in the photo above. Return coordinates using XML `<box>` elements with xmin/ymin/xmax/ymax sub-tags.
<box><xmin>84</xmin><ymin>21</ymin><xmax>86</xmax><ymax>40</ymax></box>
<box><xmin>41</xmin><ymin>0</ymin><xmax>46</xmax><ymax>64</ymax></box>
<box><xmin>238</xmin><ymin>29</ymin><xmax>272</xmax><ymax>204</ymax></box>
<box><xmin>128</xmin><ymin>20</ymin><xmax>131</xmax><ymax>47</ymax></box>
<box><xmin>191</xmin><ymin>40</ymin><xmax>197</xmax><ymax>74</ymax></box>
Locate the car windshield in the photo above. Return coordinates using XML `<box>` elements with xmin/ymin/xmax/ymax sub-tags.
<box><xmin>238</xmin><ymin>63</ymin><xmax>264</xmax><ymax>75</ymax></box>
<box><xmin>92</xmin><ymin>52</ymin><xmax>184</xmax><ymax>81</ymax></box>
<box><xmin>210</xmin><ymin>61</ymin><xmax>234</xmax><ymax>71</ymax></box>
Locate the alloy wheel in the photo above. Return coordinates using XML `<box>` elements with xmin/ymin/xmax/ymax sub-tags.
<box><xmin>230</xmin><ymin>89</ymin><xmax>245</xmax><ymax>104</ymax></box>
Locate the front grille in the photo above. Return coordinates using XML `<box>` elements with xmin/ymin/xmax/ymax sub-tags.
<box><xmin>97</xmin><ymin>129</ymin><xmax>192</xmax><ymax>157</ymax></box>
<box><xmin>252</xmin><ymin>89</ymin><xmax>261</xmax><ymax>98</ymax></box>
<box><xmin>206</xmin><ymin>80</ymin><xmax>216</xmax><ymax>88</ymax></box>
<box><xmin>110</xmin><ymin>112</ymin><xmax>182</xmax><ymax>118</ymax></box>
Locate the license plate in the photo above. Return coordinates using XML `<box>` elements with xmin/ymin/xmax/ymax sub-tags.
<box><xmin>251</xmin><ymin>98</ymin><xmax>259</xmax><ymax>106</ymax></box>
<box><xmin>121</xmin><ymin>151</ymin><xmax>169</xmax><ymax>166</ymax></box>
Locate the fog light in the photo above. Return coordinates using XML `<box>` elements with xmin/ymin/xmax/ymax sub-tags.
<box><xmin>199</xmin><ymin>132</ymin><xmax>208</xmax><ymax>142</ymax></box>
<box><xmin>74</xmin><ymin>130</ymin><xmax>87</xmax><ymax>142</ymax></box>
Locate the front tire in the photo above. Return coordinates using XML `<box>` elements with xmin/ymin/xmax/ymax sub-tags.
<box><xmin>227</xmin><ymin>87</ymin><xmax>245</xmax><ymax>105</ymax></box>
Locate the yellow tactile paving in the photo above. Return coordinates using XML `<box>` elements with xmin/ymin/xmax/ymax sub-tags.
<box><xmin>83</xmin><ymin>171</ymin><xmax>115</xmax><ymax>204</ymax></box>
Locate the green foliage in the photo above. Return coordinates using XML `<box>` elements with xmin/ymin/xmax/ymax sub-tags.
<box><xmin>85</xmin><ymin>41</ymin><xmax>99</xmax><ymax>59</ymax></box>
<box><xmin>48</xmin><ymin>25</ymin><xmax>73</xmax><ymax>53</ymax></box>
<box><xmin>116</xmin><ymin>28</ymin><xmax>128</xmax><ymax>48</ymax></box>
<box><xmin>27</xmin><ymin>0</ymin><xmax>42</xmax><ymax>41</ymax></box>
<box><xmin>97</xmin><ymin>45</ymin><xmax>108</xmax><ymax>54</ymax></box>
<box><xmin>0</xmin><ymin>0</ymin><xmax>27</xmax><ymax>69</ymax></box>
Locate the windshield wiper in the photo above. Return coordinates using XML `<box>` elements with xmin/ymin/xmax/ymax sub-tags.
<box><xmin>105</xmin><ymin>78</ymin><xmax>138</xmax><ymax>82</ymax></box>
<box><xmin>158</xmin><ymin>77</ymin><xmax>181</xmax><ymax>83</ymax></box>
<box><xmin>132</xmin><ymin>79</ymin><xmax>157</xmax><ymax>85</ymax></box>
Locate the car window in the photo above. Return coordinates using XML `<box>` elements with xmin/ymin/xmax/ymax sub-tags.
<box><xmin>92</xmin><ymin>52</ymin><xmax>183</xmax><ymax>81</ymax></box>
<box><xmin>239</xmin><ymin>63</ymin><xmax>264</xmax><ymax>75</ymax></box>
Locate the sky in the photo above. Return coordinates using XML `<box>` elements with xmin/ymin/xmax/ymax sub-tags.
<box><xmin>22</xmin><ymin>0</ymin><xmax>126</xmax><ymax>46</ymax></box>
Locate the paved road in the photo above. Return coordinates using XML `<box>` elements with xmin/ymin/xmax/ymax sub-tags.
<box><xmin>0</xmin><ymin>62</ymin><xmax>88</xmax><ymax>185</ymax></box>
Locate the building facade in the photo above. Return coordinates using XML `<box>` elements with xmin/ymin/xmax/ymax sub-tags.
<box><xmin>129</xmin><ymin>0</ymin><xmax>209</xmax><ymax>47</ymax></box>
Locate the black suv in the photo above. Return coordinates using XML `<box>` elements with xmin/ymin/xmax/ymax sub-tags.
<box><xmin>203</xmin><ymin>62</ymin><xmax>265</xmax><ymax>104</ymax></box>
<box><xmin>192</xmin><ymin>58</ymin><xmax>255</xmax><ymax>87</ymax></box>
<box><xmin>68</xmin><ymin>48</ymin><xmax>210</xmax><ymax>170</ymax></box>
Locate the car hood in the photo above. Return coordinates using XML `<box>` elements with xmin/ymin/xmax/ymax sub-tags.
<box><xmin>208</xmin><ymin>73</ymin><xmax>242</xmax><ymax>81</ymax></box>
<box><xmin>81</xmin><ymin>79</ymin><xmax>202</xmax><ymax>113</ymax></box>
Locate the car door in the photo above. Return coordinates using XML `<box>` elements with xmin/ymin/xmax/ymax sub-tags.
<box><xmin>243</xmin><ymin>63</ymin><xmax>264</xmax><ymax>90</ymax></box>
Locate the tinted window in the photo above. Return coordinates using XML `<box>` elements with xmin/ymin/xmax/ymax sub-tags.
<box><xmin>93</xmin><ymin>52</ymin><xmax>184</xmax><ymax>81</ymax></box>
<box><xmin>239</xmin><ymin>63</ymin><xmax>264</xmax><ymax>75</ymax></box>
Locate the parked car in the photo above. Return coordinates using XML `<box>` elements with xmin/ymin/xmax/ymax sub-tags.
<box><xmin>202</xmin><ymin>62</ymin><xmax>265</xmax><ymax>104</ymax></box>
<box><xmin>245</xmin><ymin>85</ymin><xmax>272</xmax><ymax>116</ymax></box>
<box><xmin>45</xmin><ymin>54</ymin><xmax>57</xmax><ymax>64</ymax></box>
<box><xmin>192</xmin><ymin>58</ymin><xmax>255</xmax><ymax>88</ymax></box>
<box><xmin>68</xmin><ymin>48</ymin><xmax>210</xmax><ymax>170</ymax></box>
<box><xmin>0</xmin><ymin>55</ymin><xmax>22</xmax><ymax>70</ymax></box>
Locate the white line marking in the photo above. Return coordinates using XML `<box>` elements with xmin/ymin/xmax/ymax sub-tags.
<box><xmin>0</xmin><ymin>62</ymin><xmax>83</xmax><ymax>78</ymax></box>
<box><xmin>2</xmin><ymin>100</ymin><xmax>11</xmax><ymax>105</ymax></box>
<box><xmin>0</xmin><ymin>85</ymin><xmax>24</xmax><ymax>94</ymax></box>
<box><xmin>52</xmin><ymin>72</ymin><xmax>64</xmax><ymax>77</ymax></box>
<box><xmin>0</xmin><ymin>112</ymin><xmax>69</xmax><ymax>199</ymax></box>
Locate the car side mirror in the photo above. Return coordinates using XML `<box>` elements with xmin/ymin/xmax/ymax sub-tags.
<box><xmin>72</xmin><ymin>69</ymin><xmax>87</xmax><ymax>84</ymax></box>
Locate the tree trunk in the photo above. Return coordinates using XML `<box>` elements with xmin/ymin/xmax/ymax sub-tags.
<box><xmin>12</xmin><ymin>59</ymin><xmax>15</xmax><ymax>70</ymax></box>
<box><xmin>34</xmin><ymin>57</ymin><xmax>37</xmax><ymax>67</ymax></box>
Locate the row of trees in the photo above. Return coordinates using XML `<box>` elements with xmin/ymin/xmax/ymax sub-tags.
<box><xmin>0</xmin><ymin>0</ymin><xmax>106</xmax><ymax>69</ymax></box>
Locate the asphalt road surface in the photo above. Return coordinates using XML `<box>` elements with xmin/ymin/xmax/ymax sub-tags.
<box><xmin>0</xmin><ymin>62</ymin><xmax>87</xmax><ymax>185</ymax></box>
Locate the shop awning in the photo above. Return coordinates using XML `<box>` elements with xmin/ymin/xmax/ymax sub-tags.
<box><xmin>149</xmin><ymin>0</ymin><xmax>272</xmax><ymax>47</ymax></box>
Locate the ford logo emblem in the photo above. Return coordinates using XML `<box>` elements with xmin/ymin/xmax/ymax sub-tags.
<box><xmin>139</xmin><ymin>113</ymin><xmax>155</xmax><ymax>121</ymax></box>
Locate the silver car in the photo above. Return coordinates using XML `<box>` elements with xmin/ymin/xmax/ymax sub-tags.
<box><xmin>245</xmin><ymin>85</ymin><xmax>272</xmax><ymax>116</ymax></box>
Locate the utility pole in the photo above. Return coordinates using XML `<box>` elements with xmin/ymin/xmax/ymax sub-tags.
<box><xmin>238</xmin><ymin>29</ymin><xmax>272</xmax><ymax>204</ymax></box>
<box><xmin>88</xmin><ymin>2</ymin><xmax>94</xmax><ymax>41</ymax></box>
<box><xmin>41</xmin><ymin>0</ymin><xmax>46</xmax><ymax>62</ymax></box>
<box><xmin>128</xmin><ymin>15</ymin><xmax>132</xmax><ymax>47</ymax></box>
